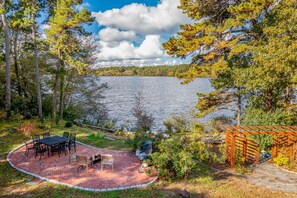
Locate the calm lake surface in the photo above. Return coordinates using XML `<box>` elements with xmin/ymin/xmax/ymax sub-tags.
<box><xmin>100</xmin><ymin>76</ymin><xmax>232</xmax><ymax>130</ymax></box>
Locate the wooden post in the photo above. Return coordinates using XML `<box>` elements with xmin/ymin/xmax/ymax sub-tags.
<box><xmin>230</xmin><ymin>134</ymin><xmax>236</xmax><ymax>168</ymax></box>
<box><xmin>243</xmin><ymin>135</ymin><xmax>247</xmax><ymax>164</ymax></box>
<box><xmin>226</xmin><ymin>130</ymin><xmax>230</xmax><ymax>166</ymax></box>
<box><xmin>288</xmin><ymin>135</ymin><xmax>294</xmax><ymax>160</ymax></box>
<box><xmin>255</xmin><ymin>144</ymin><xmax>260</xmax><ymax>164</ymax></box>
<box><xmin>292</xmin><ymin>137</ymin><xmax>297</xmax><ymax>160</ymax></box>
<box><xmin>271</xmin><ymin>135</ymin><xmax>277</xmax><ymax>161</ymax></box>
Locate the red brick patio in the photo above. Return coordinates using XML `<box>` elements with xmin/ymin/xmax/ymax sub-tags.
<box><xmin>8</xmin><ymin>142</ymin><xmax>157</xmax><ymax>190</ymax></box>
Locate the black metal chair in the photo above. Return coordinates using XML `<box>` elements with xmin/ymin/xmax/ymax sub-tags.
<box><xmin>24</xmin><ymin>141</ymin><xmax>35</xmax><ymax>157</ymax></box>
<box><xmin>67</xmin><ymin>133</ymin><xmax>76</xmax><ymax>152</ymax></box>
<box><xmin>42</xmin><ymin>132</ymin><xmax>50</xmax><ymax>139</ymax></box>
<box><xmin>35</xmin><ymin>144</ymin><xmax>48</xmax><ymax>160</ymax></box>
<box><xmin>63</xmin><ymin>132</ymin><xmax>70</xmax><ymax>138</ymax></box>
<box><xmin>32</xmin><ymin>135</ymin><xmax>40</xmax><ymax>142</ymax></box>
<box><xmin>51</xmin><ymin>142</ymin><xmax>67</xmax><ymax>158</ymax></box>
<box><xmin>32</xmin><ymin>135</ymin><xmax>41</xmax><ymax>147</ymax></box>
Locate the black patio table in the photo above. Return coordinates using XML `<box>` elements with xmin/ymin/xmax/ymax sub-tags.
<box><xmin>36</xmin><ymin>135</ymin><xmax>69</xmax><ymax>156</ymax></box>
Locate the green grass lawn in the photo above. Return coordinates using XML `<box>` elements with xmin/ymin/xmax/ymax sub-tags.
<box><xmin>0</xmin><ymin>119</ymin><xmax>295</xmax><ymax>198</ymax></box>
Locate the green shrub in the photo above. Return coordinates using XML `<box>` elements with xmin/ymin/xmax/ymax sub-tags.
<box><xmin>15</xmin><ymin>121</ymin><xmax>36</xmax><ymax>137</ymax></box>
<box><xmin>150</xmin><ymin>135</ymin><xmax>213</xmax><ymax>180</ymax></box>
<box><xmin>241</xmin><ymin>107</ymin><xmax>297</xmax><ymax>150</ymax></box>
<box><xmin>65</xmin><ymin>121</ymin><xmax>73</xmax><ymax>128</ymax></box>
<box><xmin>125</xmin><ymin>131</ymin><xmax>155</xmax><ymax>151</ymax></box>
<box><xmin>164</xmin><ymin>114</ymin><xmax>191</xmax><ymax>135</ymax></box>
<box><xmin>104</xmin><ymin>119</ymin><xmax>117</xmax><ymax>129</ymax></box>
<box><xmin>234</xmin><ymin>149</ymin><xmax>251</xmax><ymax>174</ymax></box>
<box><xmin>132</xmin><ymin>92</ymin><xmax>154</xmax><ymax>132</ymax></box>
<box><xmin>36</xmin><ymin>122</ymin><xmax>51</xmax><ymax>129</ymax></box>
<box><xmin>249</xmin><ymin>134</ymin><xmax>273</xmax><ymax>150</ymax></box>
<box><xmin>192</xmin><ymin>122</ymin><xmax>206</xmax><ymax>134</ymax></box>
<box><xmin>273</xmin><ymin>154</ymin><xmax>289</xmax><ymax>166</ymax></box>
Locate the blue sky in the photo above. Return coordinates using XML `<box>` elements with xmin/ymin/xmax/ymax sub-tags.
<box><xmin>81</xmin><ymin>0</ymin><xmax>192</xmax><ymax>67</ymax></box>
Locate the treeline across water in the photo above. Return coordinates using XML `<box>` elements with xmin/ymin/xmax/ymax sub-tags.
<box><xmin>94</xmin><ymin>64</ymin><xmax>209</xmax><ymax>77</ymax></box>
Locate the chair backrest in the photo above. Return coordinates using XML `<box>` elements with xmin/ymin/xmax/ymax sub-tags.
<box><xmin>35</xmin><ymin>143</ymin><xmax>43</xmax><ymax>150</ymax></box>
<box><xmin>63</xmin><ymin>132</ymin><xmax>70</xmax><ymax>138</ymax></box>
<box><xmin>32</xmin><ymin>135</ymin><xmax>40</xmax><ymax>142</ymax></box>
<box><xmin>24</xmin><ymin>141</ymin><xmax>31</xmax><ymax>148</ymax></box>
<box><xmin>101</xmin><ymin>154</ymin><xmax>114</xmax><ymax>163</ymax></box>
<box><xmin>76</xmin><ymin>155</ymin><xmax>88</xmax><ymax>166</ymax></box>
<box><xmin>43</xmin><ymin>132</ymin><xmax>50</xmax><ymax>138</ymax></box>
<box><xmin>70</xmin><ymin>133</ymin><xmax>76</xmax><ymax>141</ymax></box>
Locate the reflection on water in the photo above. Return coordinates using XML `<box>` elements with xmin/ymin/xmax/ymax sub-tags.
<box><xmin>99</xmin><ymin>76</ymin><xmax>233</xmax><ymax>130</ymax></box>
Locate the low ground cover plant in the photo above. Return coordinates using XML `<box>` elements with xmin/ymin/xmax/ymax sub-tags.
<box><xmin>273</xmin><ymin>154</ymin><xmax>289</xmax><ymax>166</ymax></box>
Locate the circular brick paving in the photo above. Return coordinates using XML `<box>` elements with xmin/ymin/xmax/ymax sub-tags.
<box><xmin>7</xmin><ymin>142</ymin><xmax>157</xmax><ymax>191</ymax></box>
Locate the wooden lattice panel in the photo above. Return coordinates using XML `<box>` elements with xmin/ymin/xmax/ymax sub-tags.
<box><xmin>226</xmin><ymin>126</ymin><xmax>297</xmax><ymax>167</ymax></box>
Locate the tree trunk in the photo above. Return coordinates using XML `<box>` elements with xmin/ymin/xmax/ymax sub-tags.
<box><xmin>59</xmin><ymin>53</ymin><xmax>64</xmax><ymax>120</ymax></box>
<box><xmin>52</xmin><ymin>68</ymin><xmax>59</xmax><ymax>120</ymax></box>
<box><xmin>265</xmin><ymin>89</ymin><xmax>273</xmax><ymax>112</ymax></box>
<box><xmin>1</xmin><ymin>2</ymin><xmax>11</xmax><ymax>118</ymax></box>
<box><xmin>236</xmin><ymin>93</ymin><xmax>241</xmax><ymax>126</ymax></box>
<box><xmin>13</xmin><ymin>29</ymin><xmax>22</xmax><ymax>96</ymax></box>
<box><xmin>32</xmin><ymin>11</ymin><xmax>43</xmax><ymax>118</ymax></box>
<box><xmin>285</xmin><ymin>86</ymin><xmax>291</xmax><ymax>108</ymax></box>
<box><xmin>59</xmin><ymin>75</ymin><xmax>64</xmax><ymax>119</ymax></box>
<box><xmin>19</xmin><ymin>42</ymin><xmax>28</xmax><ymax>98</ymax></box>
<box><xmin>52</xmin><ymin>49</ymin><xmax>63</xmax><ymax>120</ymax></box>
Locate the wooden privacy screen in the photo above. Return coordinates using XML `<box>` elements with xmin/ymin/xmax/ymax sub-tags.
<box><xmin>225</xmin><ymin>126</ymin><xmax>297</xmax><ymax>167</ymax></box>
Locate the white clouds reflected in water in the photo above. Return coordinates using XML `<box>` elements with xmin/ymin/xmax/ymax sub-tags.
<box><xmin>92</xmin><ymin>0</ymin><xmax>193</xmax><ymax>67</ymax></box>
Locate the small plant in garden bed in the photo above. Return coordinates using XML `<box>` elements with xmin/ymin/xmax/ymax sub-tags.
<box><xmin>65</xmin><ymin>121</ymin><xmax>73</xmax><ymax>128</ymax></box>
<box><xmin>15</xmin><ymin>122</ymin><xmax>36</xmax><ymax>137</ymax></box>
<box><xmin>284</xmin><ymin>160</ymin><xmax>297</xmax><ymax>172</ymax></box>
<box><xmin>234</xmin><ymin>149</ymin><xmax>253</xmax><ymax>175</ymax></box>
<box><xmin>273</xmin><ymin>154</ymin><xmax>289</xmax><ymax>166</ymax></box>
<box><xmin>37</xmin><ymin>122</ymin><xmax>52</xmax><ymax>130</ymax></box>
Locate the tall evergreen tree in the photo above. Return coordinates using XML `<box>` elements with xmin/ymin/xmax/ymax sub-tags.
<box><xmin>31</xmin><ymin>0</ymin><xmax>43</xmax><ymax>118</ymax></box>
<box><xmin>46</xmin><ymin>0</ymin><xmax>94</xmax><ymax>120</ymax></box>
<box><xmin>0</xmin><ymin>0</ymin><xmax>11</xmax><ymax>118</ymax></box>
<box><xmin>163</xmin><ymin>0</ymin><xmax>278</xmax><ymax>125</ymax></box>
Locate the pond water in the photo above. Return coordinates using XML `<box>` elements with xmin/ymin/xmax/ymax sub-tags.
<box><xmin>99</xmin><ymin>76</ymin><xmax>233</xmax><ymax>130</ymax></box>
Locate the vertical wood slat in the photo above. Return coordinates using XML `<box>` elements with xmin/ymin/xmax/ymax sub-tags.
<box><xmin>243</xmin><ymin>135</ymin><xmax>247</xmax><ymax>164</ymax></box>
<box><xmin>226</xmin><ymin>130</ymin><xmax>229</xmax><ymax>165</ymax></box>
<box><xmin>230</xmin><ymin>133</ymin><xmax>236</xmax><ymax>168</ymax></box>
<box><xmin>287</xmin><ymin>135</ymin><xmax>294</xmax><ymax>160</ymax></box>
<box><xmin>271</xmin><ymin>135</ymin><xmax>277</xmax><ymax>161</ymax></box>
<box><xmin>255</xmin><ymin>144</ymin><xmax>260</xmax><ymax>164</ymax></box>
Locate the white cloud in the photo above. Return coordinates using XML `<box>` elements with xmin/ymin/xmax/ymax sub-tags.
<box><xmin>91</xmin><ymin>0</ymin><xmax>193</xmax><ymax>66</ymax></box>
<box><xmin>98</xmin><ymin>27</ymin><xmax>138</xmax><ymax>42</ymax></box>
<box><xmin>94</xmin><ymin>57</ymin><xmax>189</xmax><ymax>67</ymax></box>
<box><xmin>97</xmin><ymin>35</ymin><xmax>164</xmax><ymax>61</ymax></box>
<box><xmin>92</xmin><ymin>0</ymin><xmax>192</xmax><ymax>35</ymax></box>
<box><xmin>134</xmin><ymin>35</ymin><xmax>163</xmax><ymax>59</ymax></box>
<box><xmin>75</xmin><ymin>2</ymin><xmax>90</xmax><ymax>11</ymax></box>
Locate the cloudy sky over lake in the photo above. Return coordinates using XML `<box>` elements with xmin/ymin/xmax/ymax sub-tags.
<box><xmin>82</xmin><ymin>0</ymin><xmax>193</xmax><ymax>67</ymax></box>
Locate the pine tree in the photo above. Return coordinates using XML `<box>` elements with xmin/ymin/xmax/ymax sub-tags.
<box><xmin>46</xmin><ymin>0</ymin><xmax>94</xmax><ymax>120</ymax></box>
<box><xmin>0</xmin><ymin>0</ymin><xmax>11</xmax><ymax>118</ymax></box>
<box><xmin>163</xmin><ymin>0</ymin><xmax>278</xmax><ymax>124</ymax></box>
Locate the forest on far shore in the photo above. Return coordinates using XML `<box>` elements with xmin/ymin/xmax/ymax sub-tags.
<box><xmin>94</xmin><ymin>64</ymin><xmax>209</xmax><ymax>77</ymax></box>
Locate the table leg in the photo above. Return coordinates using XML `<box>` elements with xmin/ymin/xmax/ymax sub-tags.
<box><xmin>47</xmin><ymin>145</ymin><xmax>50</xmax><ymax>157</ymax></box>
